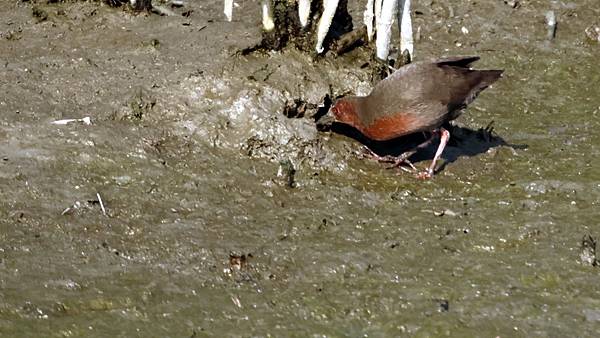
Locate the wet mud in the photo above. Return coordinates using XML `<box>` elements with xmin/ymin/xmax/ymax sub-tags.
<box><xmin>1</xmin><ymin>0</ymin><xmax>600</xmax><ymax>336</ymax></box>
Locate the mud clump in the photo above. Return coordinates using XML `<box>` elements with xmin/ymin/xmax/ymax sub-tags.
<box><xmin>283</xmin><ymin>98</ymin><xmax>313</xmax><ymax>119</ymax></box>
<box><xmin>31</xmin><ymin>6</ymin><xmax>48</xmax><ymax>22</ymax></box>
<box><xmin>105</xmin><ymin>0</ymin><xmax>152</xmax><ymax>11</ymax></box>
<box><xmin>580</xmin><ymin>234</ymin><xmax>598</xmax><ymax>267</ymax></box>
<box><xmin>123</xmin><ymin>88</ymin><xmax>156</xmax><ymax>120</ymax></box>
<box><xmin>283</xmin><ymin>95</ymin><xmax>333</xmax><ymax>131</ymax></box>
<box><xmin>277</xmin><ymin>159</ymin><xmax>296</xmax><ymax>188</ymax></box>
<box><xmin>585</xmin><ymin>24</ymin><xmax>600</xmax><ymax>44</ymax></box>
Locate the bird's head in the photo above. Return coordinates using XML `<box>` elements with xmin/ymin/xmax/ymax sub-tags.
<box><xmin>329</xmin><ymin>97</ymin><xmax>362</xmax><ymax>128</ymax></box>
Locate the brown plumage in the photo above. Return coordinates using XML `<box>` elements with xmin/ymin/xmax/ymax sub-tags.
<box><xmin>330</xmin><ymin>56</ymin><xmax>503</xmax><ymax>178</ymax></box>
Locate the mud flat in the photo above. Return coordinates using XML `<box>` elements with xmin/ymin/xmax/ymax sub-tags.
<box><xmin>1</xmin><ymin>0</ymin><xmax>600</xmax><ymax>336</ymax></box>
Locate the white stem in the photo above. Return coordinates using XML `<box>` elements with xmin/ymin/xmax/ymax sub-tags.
<box><xmin>224</xmin><ymin>0</ymin><xmax>233</xmax><ymax>22</ymax></box>
<box><xmin>364</xmin><ymin>0</ymin><xmax>375</xmax><ymax>41</ymax></box>
<box><xmin>262</xmin><ymin>0</ymin><xmax>275</xmax><ymax>31</ymax></box>
<box><xmin>299</xmin><ymin>0</ymin><xmax>311</xmax><ymax>28</ymax></box>
<box><xmin>374</xmin><ymin>0</ymin><xmax>383</xmax><ymax>31</ymax></box>
<box><xmin>376</xmin><ymin>0</ymin><xmax>397</xmax><ymax>60</ymax></box>
<box><xmin>545</xmin><ymin>10</ymin><xmax>556</xmax><ymax>39</ymax></box>
<box><xmin>315</xmin><ymin>0</ymin><xmax>339</xmax><ymax>53</ymax></box>
<box><xmin>398</xmin><ymin>0</ymin><xmax>413</xmax><ymax>56</ymax></box>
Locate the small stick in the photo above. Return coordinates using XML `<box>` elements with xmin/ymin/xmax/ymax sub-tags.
<box><xmin>334</xmin><ymin>25</ymin><xmax>368</xmax><ymax>55</ymax></box>
<box><xmin>97</xmin><ymin>192</ymin><xmax>107</xmax><ymax>216</ymax></box>
<box><xmin>545</xmin><ymin>11</ymin><xmax>557</xmax><ymax>40</ymax></box>
<box><xmin>51</xmin><ymin>117</ymin><xmax>91</xmax><ymax>125</ymax></box>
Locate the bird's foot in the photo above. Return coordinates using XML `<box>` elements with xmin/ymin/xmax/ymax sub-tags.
<box><xmin>415</xmin><ymin>169</ymin><xmax>434</xmax><ymax>180</ymax></box>
<box><xmin>361</xmin><ymin>146</ymin><xmax>417</xmax><ymax>172</ymax></box>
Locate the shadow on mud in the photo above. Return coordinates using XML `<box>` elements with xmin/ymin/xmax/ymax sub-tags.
<box><xmin>330</xmin><ymin>121</ymin><xmax>527</xmax><ymax>173</ymax></box>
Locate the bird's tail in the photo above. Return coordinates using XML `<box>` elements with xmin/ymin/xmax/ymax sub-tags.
<box><xmin>478</xmin><ymin>70</ymin><xmax>504</xmax><ymax>88</ymax></box>
<box><xmin>461</xmin><ymin>69</ymin><xmax>503</xmax><ymax>107</ymax></box>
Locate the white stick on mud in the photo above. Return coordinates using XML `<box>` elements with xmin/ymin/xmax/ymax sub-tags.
<box><xmin>545</xmin><ymin>10</ymin><xmax>557</xmax><ymax>39</ymax></box>
<box><xmin>364</xmin><ymin>0</ymin><xmax>375</xmax><ymax>41</ymax></box>
<box><xmin>224</xmin><ymin>0</ymin><xmax>233</xmax><ymax>22</ymax></box>
<box><xmin>376</xmin><ymin>0</ymin><xmax>397</xmax><ymax>60</ymax></box>
<box><xmin>51</xmin><ymin>117</ymin><xmax>92</xmax><ymax>125</ymax></box>
<box><xmin>298</xmin><ymin>0</ymin><xmax>311</xmax><ymax>28</ymax></box>
<box><xmin>398</xmin><ymin>0</ymin><xmax>413</xmax><ymax>57</ymax></box>
<box><xmin>315</xmin><ymin>0</ymin><xmax>340</xmax><ymax>53</ymax></box>
<box><xmin>97</xmin><ymin>192</ymin><xmax>107</xmax><ymax>216</ymax></box>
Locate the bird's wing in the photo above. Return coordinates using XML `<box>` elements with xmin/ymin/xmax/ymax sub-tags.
<box><xmin>361</xmin><ymin>61</ymin><xmax>502</xmax><ymax>135</ymax></box>
<box><xmin>433</xmin><ymin>56</ymin><xmax>480</xmax><ymax>68</ymax></box>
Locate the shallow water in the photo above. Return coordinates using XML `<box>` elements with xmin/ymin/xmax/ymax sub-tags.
<box><xmin>1</xmin><ymin>0</ymin><xmax>600</xmax><ymax>336</ymax></box>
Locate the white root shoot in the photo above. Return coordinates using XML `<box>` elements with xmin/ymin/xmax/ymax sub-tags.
<box><xmin>315</xmin><ymin>0</ymin><xmax>340</xmax><ymax>53</ymax></box>
<box><xmin>298</xmin><ymin>0</ymin><xmax>311</xmax><ymax>28</ymax></box>
<box><xmin>376</xmin><ymin>0</ymin><xmax>397</xmax><ymax>60</ymax></box>
<box><xmin>262</xmin><ymin>0</ymin><xmax>275</xmax><ymax>31</ymax></box>
<box><xmin>398</xmin><ymin>0</ymin><xmax>413</xmax><ymax>57</ymax></box>
<box><xmin>364</xmin><ymin>0</ymin><xmax>375</xmax><ymax>41</ymax></box>
<box><xmin>224</xmin><ymin>0</ymin><xmax>233</xmax><ymax>22</ymax></box>
<box><xmin>374</xmin><ymin>0</ymin><xmax>383</xmax><ymax>29</ymax></box>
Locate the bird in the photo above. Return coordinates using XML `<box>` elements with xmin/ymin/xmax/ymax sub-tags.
<box><xmin>329</xmin><ymin>55</ymin><xmax>503</xmax><ymax>178</ymax></box>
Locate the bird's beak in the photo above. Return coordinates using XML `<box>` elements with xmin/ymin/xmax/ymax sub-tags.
<box><xmin>316</xmin><ymin>105</ymin><xmax>335</xmax><ymax>131</ymax></box>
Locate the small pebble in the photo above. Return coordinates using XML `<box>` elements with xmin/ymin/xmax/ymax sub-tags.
<box><xmin>585</xmin><ymin>25</ymin><xmax>600</xmax><ymax>43</ymax></box>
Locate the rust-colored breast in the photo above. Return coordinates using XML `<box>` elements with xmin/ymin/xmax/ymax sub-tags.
<box><xmin>361</xmin><ymin>112</ymin><xmax>418</xmax><ymax>141</ymax></box>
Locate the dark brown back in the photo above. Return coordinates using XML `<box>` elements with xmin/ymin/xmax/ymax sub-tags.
<box><xmin>357</xmin><ymin>57</ymin><xmax>503</xmax><ymax>135</ymax></box>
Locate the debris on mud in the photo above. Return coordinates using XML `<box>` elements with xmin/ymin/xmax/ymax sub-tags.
<box><xmin>580</xmin><ymin>234</ymin><xmax>597</xmax><ymax>267</ymax></box>
<box><xmin>111</xmin><ymin>87</ymin><xmax>156</xmax><ymax>121</ymax></box>
<box><xmin>61</xmin><ymin>199</ymin><xmax>105</xmax><ymax>216</ymax></box>
<box><xmin>31</xmin><ymin>6</ymin><xmax>48</xmax><ymax>22</ymax></box>
<box><xmin>105</xmin><ymin>0</ymin><xmax>152</xmax><ymax>12</ymax></box>
<box><xmin>585</xmin><ymin>24</ymin><xmax>600</xmax><ymax>44</ymax></box>
<box><xmin>128</xmin><ymin>88</ymin><xmax>156</xmax><ymax>120</ymax></box>
<box><xmin>503</xmin><ymin>0</ymin><xmax>520</xmax><ymax>9</ymax></box>
<box><xmin>51</xmin><ymin>116</ymin><xmax>92</xmax><ymax>125</ymax></box>
<box><xmin>228</xmin><ymin>253</ymin><xmax>250</xmax><ymax>271</ymax></box>
<box><xmin>283</xmin><ymin>99</ymin><xmax>312</xmax><ymax>119</ymax></box>
<box><xmin>283</xmin><ymin>96</ymin><xmax>333</xmax><ymax>122</ymax></box>
<box><xmin>225</xmin><ymin>253</ymin><xmax>257</xmax><ymax>284</ymax></box>
<box><xmin>277</xmin><ymin>159</ymin><xmax>296</xmax><ymax>188</ymax></box>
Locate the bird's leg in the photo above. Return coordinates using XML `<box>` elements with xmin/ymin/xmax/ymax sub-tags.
<box><xmin>362</xmin><ymin>130</ymin><xmax>440</xmax><ymax>172</ymax></box>
<box><xmin>416</xmin><ymin>128</ymin><xmax>450</xmax><ymax>179</ymax></box>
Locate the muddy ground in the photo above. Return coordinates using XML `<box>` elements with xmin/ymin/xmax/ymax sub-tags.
<box><xmin>1</xmin><ymin>0</ymin><xmax>600</xmax><ymax>336</ymax></box>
